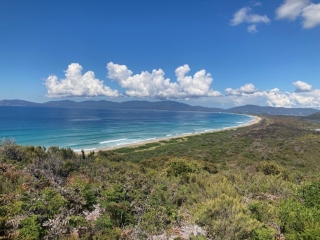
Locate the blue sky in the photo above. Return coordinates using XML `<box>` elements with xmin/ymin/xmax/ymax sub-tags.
<box><xmin>1</xmin><ymin>0</ymin><xmax>320</xmax><ymax>108</ymax></box>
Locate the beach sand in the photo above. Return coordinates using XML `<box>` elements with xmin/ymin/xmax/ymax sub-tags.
<box><xmin>86</xmin><ymin>115</ymin><xmax>262</xmax><ymax>153</ymax></box>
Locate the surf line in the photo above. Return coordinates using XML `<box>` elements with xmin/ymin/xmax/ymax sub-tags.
<box><xmin>99</xmin><ymin>138</ymin><xmax>127</xmax><ymax>144</ymax></box>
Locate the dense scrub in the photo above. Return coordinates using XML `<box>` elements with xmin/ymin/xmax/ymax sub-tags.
<box><xmin>1</xmin><ymin>116</ymin><xmax>320</xmax><ymax>239</ymax></box>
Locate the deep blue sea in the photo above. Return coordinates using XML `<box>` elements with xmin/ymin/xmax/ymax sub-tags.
<box><xmin>0</xmin><ymin>107</ymin><xmax>254</xmax><ymax>151</ymax></box>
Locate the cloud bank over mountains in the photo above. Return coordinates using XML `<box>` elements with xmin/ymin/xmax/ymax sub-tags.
<box><xmin>107</xmin><ymin>63</ymin><xmax>221</xmax><ymax>99</ymax></box>
<box><xmin>46</xmin><ymin>63</ymin><xmax>221</xmax><ymax>100</ymax></box>
<box><xmin>45</xmin><ymin>63</ymin><xmax>320</xmax><ymax>109</ymax></box>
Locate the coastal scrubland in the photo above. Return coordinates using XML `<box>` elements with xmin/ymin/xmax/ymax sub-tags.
<box><xmin>1</xmin><ymin>116</ymin><xmax>320</xmax><ymax>239</ymax></box>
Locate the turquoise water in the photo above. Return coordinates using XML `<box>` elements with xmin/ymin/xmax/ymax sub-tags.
<box><xmin>0</xmin><ymin>107</ymin><xmax>254</xmax><ymax>151</ymax></box>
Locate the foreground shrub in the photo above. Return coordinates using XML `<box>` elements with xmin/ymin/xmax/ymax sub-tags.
<box><xmin>299</xmin><ymin>180</ymin><xmax>320</xmax><ymax>208</ymax></box>
<box><xmin>0</xmin><ymin>139</ymin><xmax>26</xmax><ymax>161</ymax></box>
<box><xmin>194</xmin><ymin>194</ymin><xmax>262</xmax><ymax>239</ymax></box>
<box><xmin>278</xmin><ymin>198</ymin><xmax>320</xmax><ymax>239</ymax></box>
<box><xmin>256</xmin><ymin>161</ymin><xmax>289</xmax><ymax>180</ymax></box>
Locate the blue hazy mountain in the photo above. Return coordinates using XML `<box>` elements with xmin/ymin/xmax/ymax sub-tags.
<box><xmin>0</xmin><ymin>99</ymin><xmax>318</xmax><ymax>116</ymax></box>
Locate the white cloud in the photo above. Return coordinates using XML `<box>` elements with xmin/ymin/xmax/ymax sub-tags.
<box><xmin>276</xmin><ymin>0</ymin><xmax>310</xmax><ymax>20</ymax></box>
<box><xmin>293</xmin><ymin>80</ymin><xmax>312</xmax><ymax>92</ymax></box>
<box><xmin>225</xmin><ymin>83</ymin><xmax>258</xmax><ymax>96</ymax></box>
<box><xmin>275</xmin><ymin>0</ymin><xmax>320</xmax><ymax>28</ymax></box>
<box><xmin>247</xmin><ymin>24</ymin><xmax>258</xmax><ymax>33</ymax></box>
<box><xmin>45</xmin><ymin>63</ymin><xmax>320</xmax><ymax>109</ymax></box>
<box><xmin>45</xmin><ymin>63</ymin><xmax>119</xmax><ymax>98</ymax></box>
<box><xmin>175</xmin><ymin>64</ymin><xmax>221</xmax><ymax>97</ymax></box>
<box><xmin>240</xmin><ymin>83</ymin><xmax>258</xmax><ymax>93</ymax></box>
<box><xmin>253</xmin><ymin>2</ymin><xmax>262</xmax><ymax>7</ymax></box>
<box><xmin>231</xmin><ymin>7</ymin><xmax>270</xmax><ymax>26</ymax></box>
<box><xmin>302</xmin><ymin>3</ymin><xmax>320</xmax><ymax>28</ymax></box>
<box><xmin>219</xmin><ymin>83</ymin><xmax>320</xmax><ymax>108</ymax></box>
<box><xmin>231</xmin><ymin>8</ymin><xmax>249</xmax><ymax>26</ymax></box>
<box><xmin>263</xmin><ymin>89</ymin><xmax>320</xmax><ymax>108</ymax></box>
<box><xmin>107</xmin><ymin>62</ymin><xmax>221</xmax><ymax>99</ymax></box>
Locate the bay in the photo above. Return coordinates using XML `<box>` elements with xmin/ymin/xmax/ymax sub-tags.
<box><xmin>0</xmin><ymin>106</ymin><xmax>254</xmax><ymax>151</ymax></box>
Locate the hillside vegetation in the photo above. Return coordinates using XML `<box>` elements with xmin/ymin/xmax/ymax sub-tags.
<box><xmin>304</xmin><ymin>111</ymin><xmax>320</xmax><ymax>120</ymax></box>
<box><xmin>1</xmin><ymin>116</ymin><xmax>320</xmax><ymax>239</ymax></box>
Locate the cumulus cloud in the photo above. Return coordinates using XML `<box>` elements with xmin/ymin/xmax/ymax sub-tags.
<box><xmin>45</xmin><ymin>63</ymin><xmax>320</xmax><ymax>109</ymax></box>
<box><xmin>230</xmin><ymin>7</ymin><xmax>270</xmax><ymax>33</ymax></box>
<box><xmin>225</xmin><ymin>83</ymin><xmax>258</xmax><ymax>96</ymax></box>
<box><xmin>207</xmin><ymin>87</ymin><xmax>319</xmax><ymax>108</ymax></box>
<box><xmin>247</xmin><ymin>24</ymin><xmax>258</xmax><ymax>33</ymax></box>
<box><xmin>276</xmin><ymin>0</ymin><xmax>320</xmax><ymax>28</ymax></box>
<box><xmin>107</xmin><ymin>62</ymin><xmax>221</xmax><ymax>99</ymax></box>
<box><xmin>240</xmin><ymin>83</ymin><xmax>258</xmax><ymax>93</ymax></box>
<box><xmin>45</xmin><ymin>63</ymin><xmax>221</xmax><ymax>100</ymax></box>
<box><xmin>231</xmin><ymin>7</ymin><xmax>271</xmax><ymax>26</ymax></box>
<box><xmin>293</xmin><ymin>80</ymin><xmax>312</xmax><ymax>92</ymax></box>
<box><xmin>302</xmin><ymin>3</ymin><xmax>320</xmax><ymax>28</ymax></box>
<box><xmin>253</xmin><ymin>2</ymin><xmax>262</xmax><ymax>7</ymax></box>
<box><xmin>276</xmin><ymin>0</ymin><xmax>310</xmax><ymax>20</ymax></box>
<box><xmin>45</xmin><ymin>63</ymin><xmax>119</xmax><ymax>98</ymax></box>
<box><xmin>222</xmin><ymin>87</ymin><xmax>320</xmax><ymax>108</ymax></box>
<box><xmin>263</xmin><ymin>89</ymin><xmax>320</xmax><ymax>107</ymax></box>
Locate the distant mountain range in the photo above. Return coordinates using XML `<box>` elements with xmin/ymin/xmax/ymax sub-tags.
<box><xmin>0</xmin><ymin>99</ymin><xmax>319</xmax><ymax>116</ymax></box>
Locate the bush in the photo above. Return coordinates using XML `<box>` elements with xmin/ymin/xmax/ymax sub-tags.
<box><xmin>256</xmin><ymin>161</ymin><xmax>281</xmax><ymax>175</ymax></box>
<box><xmin>167</xmin><ymin>160</ymin><xmax>193</xmax><ymax>183</ymax></box>
<box><xmin>194</xmin><ymin>194</ymin><xmax>262</xmax><ymax>239</ymax></box>
<box><xmin>250</xmin><ymin>227</ymin><xmax>277</xmax><ymax>240</ymax></box>
<box><xmin>256</xmin><ymin>161</ymin><xmax>289</xmax><ymax>180</ymax></box>
<box><xmin>0</xmin><ymin>139</ymin><xmax>26</xmax><ymax>161</ymax></box>
<box><xmin>299</xmin><ymin>181</ymin><xmax>320</xmax><ymax>207</ymax></box>
<box><xmin>17</xmin><ymin>215</ymin><xmax>43</xmax><ymax>240</ymax></box>
<box><xmin>278</xmin><ymin>198</ymin><xmax>320</xmax><ymax>238</ymax></box>
<box><xmin>59</xmin><ymin>148</ymin><xmax>76</xmax><ymax>160</ymax></box>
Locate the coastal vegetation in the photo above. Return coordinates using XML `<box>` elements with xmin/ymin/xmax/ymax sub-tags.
<box><xmin>1</xmin><ymin>116</ymin><xmax>320</xmax><ymax>239</ymax></box>
<box><xmin>304</xmin><ymin>111</ymin><xmax>320</xmax><ymax>120</ymax></box>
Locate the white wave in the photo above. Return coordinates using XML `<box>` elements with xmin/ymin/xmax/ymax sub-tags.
<box><xmin>100</xmin><ymin>138</ymin><xmax>127</xmax><ymax>144</ymax></box>
<box><xmin>166</xmin><ymin>134</ymin><xmax>173</xmax><ymax>137</ymax></box>
<box><xmin>74</xmin><ymin>148</ymin><xmax>96</xmax><ymax>152</ymax></box>
<box><xmin>236</xmin><ymin>122</ymin><xmax>243</xmax><ymax>124</ymax></box>
<box><xmin>116</xmin><ymin>139</ymin><xmax>143</xmax><ymax>146</ymax></box>
<box><xmin>144</xmin><ymin>137</ymin><xmax>156</xmax><ymax>141</ymax></box>
<box><xmin>204</xmin><ymin>129</ymin><xmax>215</xmax><ymax>132</ymax></box>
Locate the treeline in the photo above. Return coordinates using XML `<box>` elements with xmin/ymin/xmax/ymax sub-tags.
<box><xmin>1</xmin><ymin>116</ymin><xmax>320</xmax><ymax>239</ymax></box>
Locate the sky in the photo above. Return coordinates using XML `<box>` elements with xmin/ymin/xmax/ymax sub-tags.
<box><xmin>1</xmin><ymin>0</ymin><xmax>320</xmax><ymax>108</ymax></box>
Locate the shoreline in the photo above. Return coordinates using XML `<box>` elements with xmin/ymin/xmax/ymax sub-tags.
<box><xmin>84</xmin><ymin>115</ymin><xmax>262</xmax><ymax>153</ymax></box>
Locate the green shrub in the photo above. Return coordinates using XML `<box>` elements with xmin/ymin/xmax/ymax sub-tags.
<box><xmin>94</xmin><ymin>214</ymin><xmax>113</xmax><ymax>232</ymax></box>
<box><xmin>299</xmin><ymin>181</ymin><xmax>320</xmax><ymax>207</ymax></box>
<box><xmin>167</xmin><ymin>160</ymin><xmax>194</xmax><ymax>183</ymax></box>
<box><xmin>201</xmin><ymin>161</ymin><xmax>218</xmax><ymax>174</ymax></box>
<box><xmin>17</xmin><ymin>215</ymin><xmax>42</xmax><ymax>240</ymax></box>
<box><xmin>0</xmin><ymin>139</ymin><xmax>26</xmax><ymax>161</ymax></box>
<box><xmin>250</xmin><ymin>227</ymin><xmax>276</xmax><ymax>240</ymax></box>
<box><xmin>59</xmin><ymin>148</ymin><xmax>76</xmax><ymax>160</ymax></box>
<box><xmin>278</xmin><ymin>198</ymin><xmax>320</xmax><ymax>238</ymax></box>
<box><xmin>256</xmin><ymin>161</ymin><xmax>281</xmax><ymax>175</ymax></box>
<box><xmin>256</xmin><ymin>161</ymin><xmax>289</xmax><ymax>180</ymax></box>
<box><xmin>69</xmin><ymin>215</ymin><xmax>87</xmax><ymax>228</ymax></box>
<box><xmin>248</xmin><ymin>201</ymin><xmax>268</xmax><ymax>222</ymax></box>
<box><xmin>194</xmin><ymin>194</ymin><xmax>262</xmax><ymax>239</ymax></box>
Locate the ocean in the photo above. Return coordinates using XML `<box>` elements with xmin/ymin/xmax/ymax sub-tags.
<box><xmin>0</xmin><ymin>106</ymin><xmax>254</xmax><ymax>151</ymax></box>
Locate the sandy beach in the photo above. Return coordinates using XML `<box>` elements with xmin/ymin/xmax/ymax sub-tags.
<box><xmin>89</xmin><ymin>115</ymin><xmax>262</xmax><ymax>153</ymax></box>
